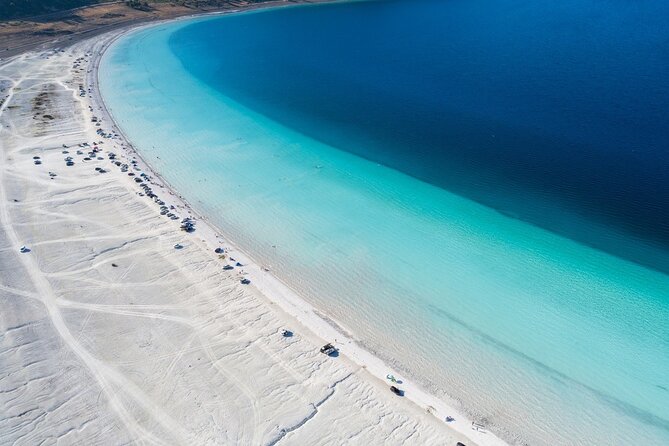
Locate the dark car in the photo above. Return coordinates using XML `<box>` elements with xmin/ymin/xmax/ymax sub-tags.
<box><xmin>390</xmin><ymin>386</ymin><xmax>403</xmax><ymax>396</ymax></box>
<box><xmin>320</xmin><ymin>343</ymin><xmax>336</xmax><ymax>355</ymax></box>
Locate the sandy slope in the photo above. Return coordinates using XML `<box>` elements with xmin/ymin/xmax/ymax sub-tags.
<box><xmin>0</xmin><ymin>0</ymin><xmax>332</xmax><ymax>59</ymax></box>
<box><xmin>0</xmin><ymin>32</ymin><xmax>498</xmax><ymax>445</ymax></box>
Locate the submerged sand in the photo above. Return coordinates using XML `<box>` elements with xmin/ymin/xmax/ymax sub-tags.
<box><xmin>0</xmin><ymin>27</ymin><xmax>506</xmax><ymax>445</ymax></box>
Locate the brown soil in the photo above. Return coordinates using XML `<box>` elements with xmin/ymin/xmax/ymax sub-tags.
<box><xmin>0</xmin><ymin>1</ymin><xmax>327</xmax><ymax>59</ymax></box>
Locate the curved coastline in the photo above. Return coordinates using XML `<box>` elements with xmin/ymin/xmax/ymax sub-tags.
<box><xmin>91</xmin><ymin>4</ymin><xmax>669</xmax><ymax>444</ymax></box>
<box><xmin>2</xmin><ymin>2</ymin><xmax>667</xmax><ymax>444</ymax></box>
<box><xmin>90</xmin><ymin>13</ymin><xmax>507</xmax><ymax>446</ymax></box>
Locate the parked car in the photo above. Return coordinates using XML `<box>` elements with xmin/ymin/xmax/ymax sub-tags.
<box><xmin>320</xmin><ymin>343</ymin><xmax>336</xmax><ymax>355</ymax></box>
<box><xmin>390</xmin><ymin>386</ymin><xmax>403</xmax><ymax>396</ymax></box>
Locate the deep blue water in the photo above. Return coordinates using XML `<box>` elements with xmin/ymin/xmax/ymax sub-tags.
<box><xmin>170</xmin><ymin>0</ymin><xmax>669</xmax><ymax>272</ymax></box>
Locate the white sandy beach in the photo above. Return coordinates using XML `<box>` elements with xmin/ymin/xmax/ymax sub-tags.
<box><xmin>0</xmin><ymin>24</ymin><xmax>507</xmax><ymax>445</ymax></box>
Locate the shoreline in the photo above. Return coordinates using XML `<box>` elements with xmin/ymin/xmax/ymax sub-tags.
<box><xmin>0</xmin><ymin>0</ymin><xmax>342</xmax><ymax>59</ymax></box>
<box><xmin>91</xmin><ymin>21</ymin><xmax>508</xmax><ymax>445</ymax></box>
<box><xmin>90</xmin><ymin>14</ymin><xmax>508</xmax><ymax>446</ymax></box>
<box><xmin>0</xmin><ymin>4</ymin><xmax>510</xmax><ymax>444</ymax></box>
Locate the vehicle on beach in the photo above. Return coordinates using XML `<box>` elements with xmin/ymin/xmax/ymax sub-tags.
<box><xmin>320</xmin><ymin>343</ymin><xmax>337</xmax><ymax>355</ymax></box>
<box><xmin>180</xmin><ymin>220</ymin><xmax>195</xmax><ymax>232</ymax></box>
<box><xmin>390</xmin><ymin>386</ymin><xmax>403</xmax><ymax>396</ymax></box>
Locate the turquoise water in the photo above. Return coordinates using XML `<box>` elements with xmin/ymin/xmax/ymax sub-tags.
<box><xmin>99</xmin><ymin>2</ymin><xmax>669</xmax><ymax>445</ymax></box>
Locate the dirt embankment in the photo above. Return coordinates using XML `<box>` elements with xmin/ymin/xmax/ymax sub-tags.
<box><xmin>0</xmin><ymin>1</ymin><xmax>315</xmax><ymax>59</ymax></box>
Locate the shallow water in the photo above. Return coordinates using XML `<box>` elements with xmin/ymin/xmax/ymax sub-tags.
<box><xmin>99</xmin><ymin>1</ymin><xmax>669</xmax><ymax>444</ymax></box>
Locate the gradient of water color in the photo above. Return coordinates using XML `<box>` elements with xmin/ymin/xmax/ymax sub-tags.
<box><xmin>99</xmin><ymin>1</ymin><xmax>669</xmax><ymax>444</ymax></box>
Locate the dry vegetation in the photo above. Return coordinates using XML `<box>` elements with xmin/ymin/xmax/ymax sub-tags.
<box><xmin>0</xmin><ymin>0</ymin><xmax>304</xmax><ymax>58</ymax></box>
